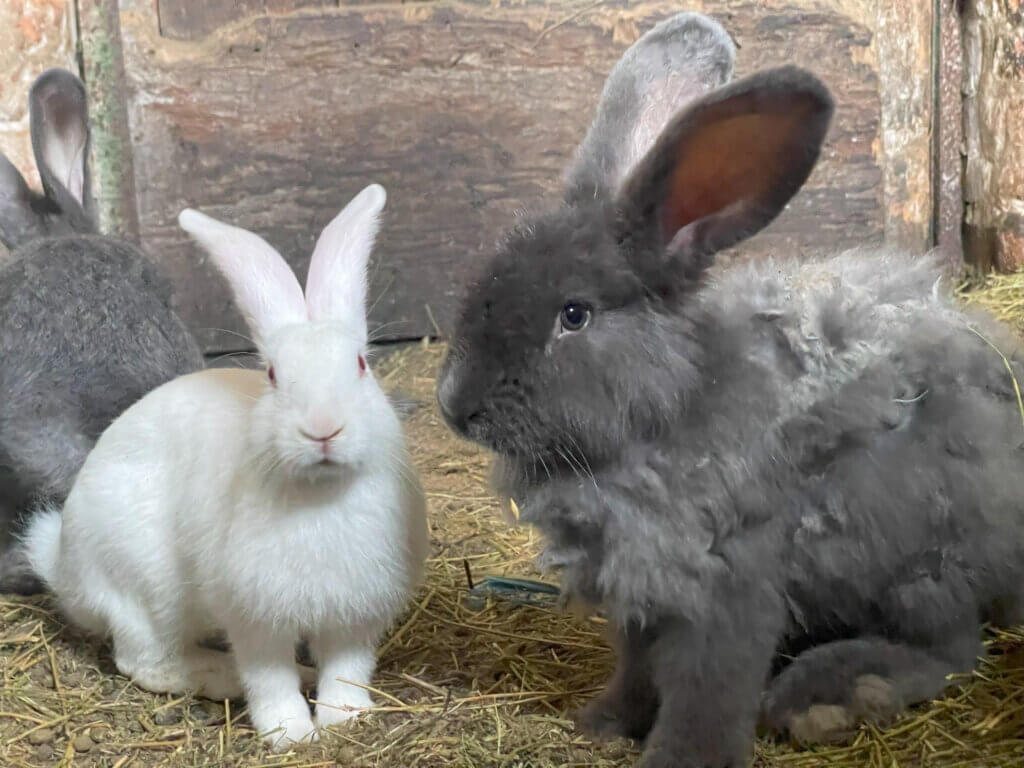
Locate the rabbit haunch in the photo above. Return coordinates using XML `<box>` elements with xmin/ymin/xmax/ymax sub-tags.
<box><xmin>437</xmin><ymin>11</ymin><xmax>1024</xmax><ymax>768</ymax></box>
<box><xmin>0</xmin><ymin>69</ymin><xmax>202</xmax><ymax>595</ymax></box>
<box><xmin>21</xmin><ymin>183</ymin><xmax>429</xmax><ymax>750</ymax></box>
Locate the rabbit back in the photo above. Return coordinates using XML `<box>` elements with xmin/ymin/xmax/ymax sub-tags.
<box><xmin>0</xmin><ymin>66</ymin><xmax>202</xmax><ymax>503</ymax></box>
<box><xmin>522</xmin><ymin>245</ymin><xmax>1024</xmax><ymax>635</ymax></box>
<box><xmin>712</xmin><ymin>248</ymin><xmax>1024</xmax><ymax>615</ymax></box>
<box><xmin>0</xmin><ymin>68</ymin><xmax>203</xmax><ymax>595</ymax></box>
<box><xmin>0</xmin><ymin>235</ymin><xmax>202</xmax><ymax>501</ymax></box>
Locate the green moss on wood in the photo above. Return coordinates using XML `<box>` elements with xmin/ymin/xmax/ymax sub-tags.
<box><xmin>80</xmin><ymin>1</ymin><xmax>139</xmax><ymax>240</ymax></box>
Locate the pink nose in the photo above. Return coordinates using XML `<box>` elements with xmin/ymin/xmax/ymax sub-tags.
<box><xmin>300</xmin><ymin>425</ymin><xmax>344</xmax><ymax>444</ymax></box>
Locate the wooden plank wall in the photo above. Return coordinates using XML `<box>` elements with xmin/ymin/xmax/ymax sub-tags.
<box><xmin>15</xmin><ymin>0</ymin><xmax>944</xmax><ymax>353</ymax></box>
<box><xmin>962</xmin><ymin>0</ymin><xmax>1024</xmax><ymax>272</ymax></box>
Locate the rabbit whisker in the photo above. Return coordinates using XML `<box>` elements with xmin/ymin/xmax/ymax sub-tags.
<box><xmin>197</xmin><ymin>327</ymin><xmax>258</xmax><ymax>348</ymax></box>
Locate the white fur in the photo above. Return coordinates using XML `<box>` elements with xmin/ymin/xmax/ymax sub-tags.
<box><xmin>21</xmin><ymin>503</ymin><xmax>61</xmax><ymax>586</ymax></box>
<box><xmin>305</xmin><ymin>183</ymin><xmax>386</xmax><ymax>339</ymax></box>
<box><xmin>178</xmin><ymin>208</ymin><xmax>308</xmax><ymax>347</ymax></box>
<box><xmin>23</xmin><ymin>185</ymin><xmax>429</xmax><ymax>750</ymax></box>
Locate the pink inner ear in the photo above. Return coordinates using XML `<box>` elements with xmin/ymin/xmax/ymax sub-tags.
<box><xmin>661</xmin><ymin>108</ymin><xmax>819</xmax><ymax>241</ymax></box>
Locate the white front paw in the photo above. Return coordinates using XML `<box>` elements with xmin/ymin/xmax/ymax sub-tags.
<box><xmin>265</xmin><ymin>718</ymin><xmax>319</xmax><ymax>752</ymax></box>
<box><xmin>252</xmin><ymin>700</ymin><xmax>317</xmax><ymax>751</ymax></box>
<box><xmin>315</xmin><ymin>692</ymin><xmax>373</xmax><ymax>730</ymax></box>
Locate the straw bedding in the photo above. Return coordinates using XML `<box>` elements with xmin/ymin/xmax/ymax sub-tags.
<box><xmin>1</xmin><ymin>276</ymin><xmax>1023</xmax><ymax>768</ymax></box>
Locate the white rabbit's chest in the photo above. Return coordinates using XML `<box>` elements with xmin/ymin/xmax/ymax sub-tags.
<box><xmin>197</xmin><ymin>487</ymin><xmax>420</xmax><ymax>633</ymax></box>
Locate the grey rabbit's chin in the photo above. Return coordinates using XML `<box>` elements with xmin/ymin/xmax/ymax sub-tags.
<box><xmin>488</xmin><ymin>454</ymin><xmax>530</xmax><ymax>502</ymax></box>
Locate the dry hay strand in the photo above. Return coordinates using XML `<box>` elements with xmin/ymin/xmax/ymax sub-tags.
<box><xmin>0</xmin><ymin>331</ymin><xmax>1022</xmax><ymax>767</ymax></box>
<box><xmin>958</xmin><ymin>270</ymin><xmax>1024</xmax><ymax>333</ymax></box>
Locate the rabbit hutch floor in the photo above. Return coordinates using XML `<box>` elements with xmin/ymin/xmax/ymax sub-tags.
<box><xmin>1</xmin><ymin>278</ymin><xmax>1024</xmax><ymax>768</ymax></box>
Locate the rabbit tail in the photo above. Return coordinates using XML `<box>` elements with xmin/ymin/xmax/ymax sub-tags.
<box><xmin>20</xmin><ymin>503</ymin><xmax>62</xmax><ymax>588</ymax></box>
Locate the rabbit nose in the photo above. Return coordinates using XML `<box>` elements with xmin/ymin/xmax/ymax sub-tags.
<box><xmin>439</xmin><ymin>399</ymin><xmax>482</xmax><ymax>438</ymax></box>
<box><xmin>437</xmin><ymin>358</ymin><xmax>488</xmax><ymax>437</ymax></box>
<box><xmin>436</xmin><ymin>363</ymin><xmax>460</xmax><ymax>421</ymax></box>
<box><xmin>436</xmin><ymin>385</ymin><xmax>457</xmax><ymax>426</ymax></box>
<box><xmin>437</xmin><ymin>380</ymin><xmax>473</xmax><ymax>435</ymax></box>
<box><xmin>300</xmin><ymin>425</ymin><xmax>344</xmax><ymax>443</ymax></box>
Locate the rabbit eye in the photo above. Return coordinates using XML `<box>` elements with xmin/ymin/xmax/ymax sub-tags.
<box><xmin>358</xmin><ymin>354</ymin><xmax>367</xmax><ymax>375</ymax></box>
<box><xmin>267</xmin><ymin>366</ymin><xmax>276</xmax><ymax>386</ymax></box>
<box><xmin>560</xmin><ymin>302</ymin><xmax>591</xmax><ymax>333</ymax></box>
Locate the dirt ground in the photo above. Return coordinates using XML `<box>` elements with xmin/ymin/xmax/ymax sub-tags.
<box><xmin>0</xmin><ymin>341</ymin><xmax>1022</xmax><ymax>768</ymax></box>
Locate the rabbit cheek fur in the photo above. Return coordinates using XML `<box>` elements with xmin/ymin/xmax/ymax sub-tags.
<box><xmin>437</xmin><ymin>13</ymin><xmax>1024</xmax><ymax>768</ymax></box>
<box><xmin>21</xmin><ymin>185</ymin><xmax>429</xmax><ymax>750</ymax></box>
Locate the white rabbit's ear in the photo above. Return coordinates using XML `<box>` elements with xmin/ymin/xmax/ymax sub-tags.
<box><xmin>304</xmin><ymin>183</ymin><xmax>386</xmax><ymax>340</ymax></box>
<box><xmin>178</xmin><ymin>209</ymin><xmax>307</xmax><ymax>347</ymax></box>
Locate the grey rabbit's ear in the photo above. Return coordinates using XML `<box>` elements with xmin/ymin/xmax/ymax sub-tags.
<box><xmin>0</xmin><ymin>69</ymin><xmax>94</xmax><ymax>249</ymax></box>
<box><xmin>29</xmin><ymin>69</ymin><xmax>91</xmax><ymax>217</ymax></box>
<box><xmin>567</xmin><ymin>13</ymin><xmax>736</xmax><ymax>199</ymax></box>
<box><xmin>0</xmin><ymin>154</ymin><xmax>37</xmax><ymax>249</ymax></box>
<box><xmin>616</xmin><ymin>65</ymin><xmax>834</xmax><ymax>280</ymax></box>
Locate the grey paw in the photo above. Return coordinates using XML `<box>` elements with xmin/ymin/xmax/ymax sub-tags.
<box><xmin>574</xmin><ymin>701</ymin><xmax>632</xmax><ymax>742</ymax></box>
<box><xmin>763</xmin><ymin>673</ymin><xmax>903</xmax><ymax>745</ymax></box>
<box><xmin>637</xmin><ymin>742</ymin><xmax>747</xmax><ymax>768</ymax></box>
<box><xmin>574</xmin><ymin>693</ymin><xmax>656</xmax><ymax>743</ymax></box>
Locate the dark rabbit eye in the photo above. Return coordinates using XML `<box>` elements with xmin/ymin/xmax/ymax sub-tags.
<box><xmin>358</xmin><ymin>354</ymin><xmax>367</xmax><ymax>374</ymax></box>
<box><xmin>267</xmin><ymin>366</ymin><xmax>276</xmax><ymax>386</ymax></box>
<box><xmin>560</xmin><ymin>302</ymin><xmax>592</xmax><ymax>333</ymax></box>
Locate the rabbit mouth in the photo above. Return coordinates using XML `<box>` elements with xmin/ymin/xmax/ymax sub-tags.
<box><xmin>289</xmin><ymin>450</ymin><xmax>346</xmax><ymax>475</ymax></box>
<box><xmin>294</xmin><ymin>456</ymin><xmax>349</xmax><ymax>481</ymax></box>
<box><xmin>312</xmin><ymin>453</ymin><xmax>344</xmax><ymax>469</ymax></box>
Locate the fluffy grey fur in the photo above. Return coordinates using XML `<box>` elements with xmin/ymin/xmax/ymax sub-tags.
<box><xmin>436</xmin><ymin>13</ymin><xmax>1024</xmax><ymax>768</ymax></box>
<box><xmin>0</xmin><ymin>70</ymin><xmax>202</xmax><ymax>594</ymax></box>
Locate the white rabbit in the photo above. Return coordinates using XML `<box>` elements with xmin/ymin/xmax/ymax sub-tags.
<box><xmin>21</xmin><ymin>183</ymin><xmax>430</xmax><ymax>750</ymax></box>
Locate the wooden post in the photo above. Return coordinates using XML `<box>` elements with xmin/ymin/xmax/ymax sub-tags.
<box><xmin>76</xmin><ymin>0</ymin><xmax>140</xmax><ymax>241</ymax></box>
<box><xmin>875</xmin><ymin>0</ymin><xmax>937</xmax><ymax>254</ymax></box>
<box><xmin>962</xmin><ymin>0</ymin><xmax>1024</xmax><ymax>272</ymax></box>
<box><xmin>936</xmin><ymin>0</ymin><xmax>964</xmax><ymax>273</ymax></box>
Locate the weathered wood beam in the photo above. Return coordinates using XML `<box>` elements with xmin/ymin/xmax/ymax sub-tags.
<box><xmin>962</xmin><ymin>0</ymin><xmax>1024</xmax><ymax>272</ymax></box>
<box><xmin>77</xmin><ymin>0</ymin><xmax>140</xmax><ymax>241</ymax></box>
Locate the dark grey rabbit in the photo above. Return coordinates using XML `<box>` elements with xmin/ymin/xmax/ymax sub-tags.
<box><xmin>437</xmin><ymin>12</ymin><xmax>1024</xmax><ymax>768</ymax></box>
<box><xmin>0</xmin><ymin>69</ymin><xmax>203</xmax><ymax>593</ymax></box>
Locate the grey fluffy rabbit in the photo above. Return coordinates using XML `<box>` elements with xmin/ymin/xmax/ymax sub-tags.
<box><xmin>0</xmin><ymin>69</ymin><xmax>203</xmax><ymax>593</ymax></box>
<box><xmin>437</xmin><ymin>12</ymin><xmax>1024</xmax><ymax>768</ymax></box>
